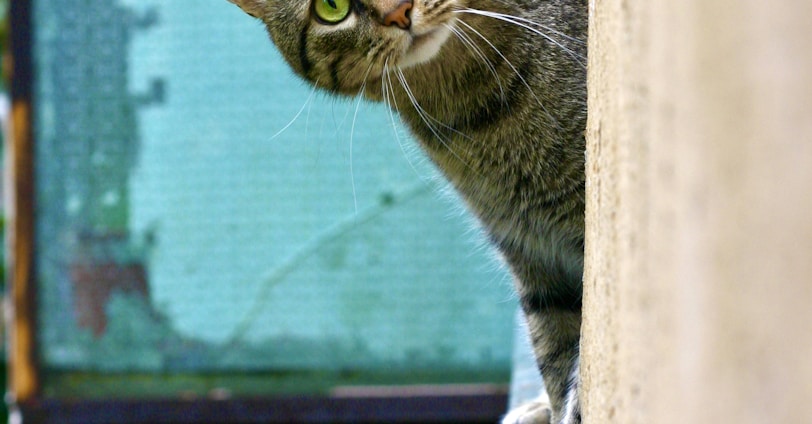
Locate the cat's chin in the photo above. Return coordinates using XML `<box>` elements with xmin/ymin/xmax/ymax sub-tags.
<box><xmin>398</xmin><ymin>26</ymin><xmax>453</xmax><ymax>69</ymax></box>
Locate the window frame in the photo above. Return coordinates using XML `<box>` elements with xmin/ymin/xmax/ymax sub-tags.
<box><xmin>4</xmin><ymin>1</ymin><xmax>508</xmax><ymax>422</ymax></box>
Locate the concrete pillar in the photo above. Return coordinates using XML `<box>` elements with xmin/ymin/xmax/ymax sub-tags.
<box><xmin>582</xmin><ymin>0</ymin><xmax>812</xmax><ymax>423</ymax></box>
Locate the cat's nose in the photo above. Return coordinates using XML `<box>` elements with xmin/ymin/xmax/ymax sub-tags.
<box><xmin>382</xmin><ymin>0</ymin><xmax>413</xmax><ymax>30</ymax></box>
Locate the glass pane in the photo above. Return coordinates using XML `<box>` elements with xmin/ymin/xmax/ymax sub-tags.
<box><xmin>33</xmin><ymin>0</ymin><xmax>515</xmax><ymax>399</ymax></box>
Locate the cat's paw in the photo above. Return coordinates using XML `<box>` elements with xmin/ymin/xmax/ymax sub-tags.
<box><xmin>502</xmin><ymin>399</ymin><xmax>552</xmax><ymax>424</ymax></box>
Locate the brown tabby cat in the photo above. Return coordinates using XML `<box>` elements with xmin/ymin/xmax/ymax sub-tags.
<box><xmin>225</xmin><ymin>0</ymin><xmax>587</xmax><ymax>422</ymax></box>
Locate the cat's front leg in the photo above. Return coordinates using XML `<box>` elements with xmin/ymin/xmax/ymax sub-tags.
<box><xmin>502</xmin><ymin>331</ymin><xmax>580</xmax><ymax>424</ymax></box>
<box><xmin>504</xmin><ymin>389</ymin><xmax>579</xmax><ymax>424</ymax></box>
<box><xmin>503</xmin><ymin>262</ymin><xmax>583</xmax><ymax>424</ymax></box>
<box><xmin>502</xmin><ymin>395</ymin><xmax>553</xmax><ymax>424</ymax></box>
<box><xmin>502</xmin><ymin>391</ymin><xmax>580</xmax><ymax>424</ymax></box>
<box><xmin>503</xmin><ymin>353</ymin><xmax>580</xmax><ymax>424</ymax></box>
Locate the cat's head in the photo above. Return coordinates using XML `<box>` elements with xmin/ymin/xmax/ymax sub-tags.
<box><xmin>227</xmin><ymin>0</ymin><xmax>461</xmax><ymax>96</ymax></box>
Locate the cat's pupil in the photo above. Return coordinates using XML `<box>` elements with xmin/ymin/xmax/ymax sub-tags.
<box><xmin>327</xmin><ymin>0</ymin><xmax>337</xmax><ymax>9</ymax></box>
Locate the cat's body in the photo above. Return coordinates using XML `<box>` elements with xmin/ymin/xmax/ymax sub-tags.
<box><xmin>226</xmin><ymin>1</ymin><xmax>587</xmax><ymax>422</ymax></box>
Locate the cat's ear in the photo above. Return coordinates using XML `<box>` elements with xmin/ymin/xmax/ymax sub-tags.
<box><xmin>227</xmin><ymin>0</ymin><xmax>266</xmax><ymax>18</ymax></box>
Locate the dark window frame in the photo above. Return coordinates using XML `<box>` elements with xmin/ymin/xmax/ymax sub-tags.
<box><xmin>4</xmin><ymin>1</ymin><xmax>508</xmax><ymax>422</ymax></box>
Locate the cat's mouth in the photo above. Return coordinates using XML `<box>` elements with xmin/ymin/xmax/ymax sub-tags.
<box><xmin>398</xmin><ymin>26</ymin><xmax>453</xmax><ymax>68</ymax></box>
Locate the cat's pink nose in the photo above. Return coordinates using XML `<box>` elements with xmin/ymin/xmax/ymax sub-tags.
<box><xmin>383</xmin><ymin>0</ymin><xmax>413</xmax><ymax>30</ymax></box>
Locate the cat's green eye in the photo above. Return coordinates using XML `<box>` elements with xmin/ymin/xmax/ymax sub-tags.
<box><xmin>314</xmin><ymin>0</ymin><xmax>352</xmax><ymax>24</ymax></box>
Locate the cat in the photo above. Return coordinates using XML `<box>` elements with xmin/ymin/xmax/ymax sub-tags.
<box><xmin>224</xmin><ymin>0</ymin><xmax>587</xmax><ymax>422</ymax></box>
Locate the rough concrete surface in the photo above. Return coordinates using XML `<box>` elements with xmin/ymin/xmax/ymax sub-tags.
<box><xmin>582</xmin><ymin>0</ymin><xmax>812</xmax><ymax>423</ymax></box>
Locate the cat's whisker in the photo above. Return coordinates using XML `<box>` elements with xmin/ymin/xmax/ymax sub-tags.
<box><xmin>462</xmin><ymin>5</ymin><xmax>586</xmax><ymax>46</ymax></box>
<box><xmin>456</xmin><ymin>19</ymin><xmax>564</xmax><ymax>132</ymax></box>
<box><xmin>349</xmin><ymin>94</ymin><xmax>362</xmax><ymax>214</ymax></box>
<box><xmin>382</xmin><ymin>60</ymin><xmax>428</xmax><ymax>181</ymax></box>
<box><xmin>455</xmin><ymin>8</ymin><xmax>586</xmax><ymax>68</ymax></box>
<box><xmin>270</xmin><ymin>80</ymin><xmax>319</xmax><ymax>140</ymax></box>
<box><xmin>331</xmin><ymin>95</ymin><xmax>356</xmax><ymax>135</ymax></box>
<box><xmin>381</xmin><ymin>60</ymin><xmax>390</xmax><ymax>108</ymax></box>
<box><xmin>389</xmin><ymin>66</ymin><xmax>476</xmax><ymax>146</ymax></box>
<box><xmin>395</xmin><ymin>67</ymin><xmax>478</xmax><ymax>174</ymax></box>
<box><xmin>444</xmin><ymin>23</ymin><xmax>507</xmax><ymax>106</ymax></box>
<box><xmin>393</xmin><ymin>68</ymin><xmax>443</xmax><ymax>146</ymax></box>
<box><xmin>381</xmin><ymin>63</ymin><xmax>403</xmax><ymax>160</ymax></box>
<box><xmin>348</xmin><ymin>61</ymin><xmax>378</xmax><ymax>214</ymax></box>
<box><xmin>305</xmin><ymin>78</ymin><xmax>318</xmax><ymax>161</ymax></box>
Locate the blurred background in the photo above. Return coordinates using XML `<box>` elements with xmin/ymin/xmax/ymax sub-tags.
<box><xmin>3</xmin><ymin>0</ymin><xmax>518</xmax><ymax>418</ymax></box>
<box><xmin>1</xmin><ymin>0</ymin><xmax>10</xmax><ymax>420</ymax></box>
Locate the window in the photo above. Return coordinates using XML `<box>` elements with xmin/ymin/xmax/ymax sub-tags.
<box><xmin>8</xmin><ymin>0</ymin><xmax>517</xmax><ymax>422</ymax></box>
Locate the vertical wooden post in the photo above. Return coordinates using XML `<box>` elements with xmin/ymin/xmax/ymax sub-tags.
<box><xmin>6</xmin><ymin>0</ymin><xmax>39</xmax><ymax>403</ymax></box>
<box><xmin>582</xmin><ymin>0</ymin><xmax>812</xmax><ymax>422</ymax></box>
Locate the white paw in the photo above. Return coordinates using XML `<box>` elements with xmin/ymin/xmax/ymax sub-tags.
<box><xmin>502</xmin><ymin>399</ymin><xmax>552</xmax><ymax>424</ymax></box>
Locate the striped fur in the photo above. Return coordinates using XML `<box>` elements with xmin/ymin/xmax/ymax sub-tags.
<box><xmin>226</xmin><ymin>1</ymin><xmax>587</xmax><ymax>422</ymax></box>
